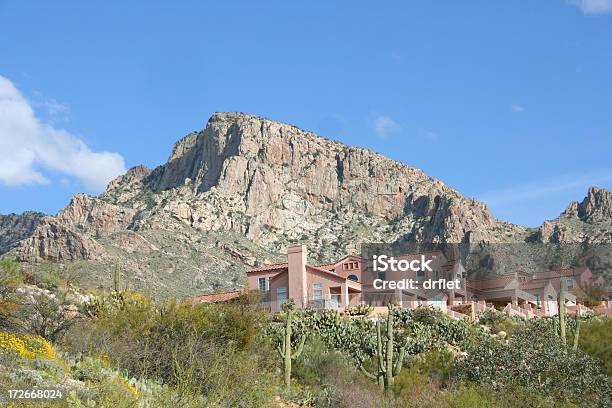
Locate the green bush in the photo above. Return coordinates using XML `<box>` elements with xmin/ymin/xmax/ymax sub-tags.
<box><xmin>577</xmin><ymin>315</ymin><xmax>612</xmax><ymax>375</ymax></box>
<box><xmin>440</xmin><ymin>383</ymin><xmax>578</xmax><ymax>408</ymax></box>
<box><xmin>478</xmin><ymin>308</ymin><xmax>522</xmax><ymax>336</ymax></box>
<box><xmin>0</xmin><ymin>260</ymin><xmax>24</xmax><ymax>330</ymax></box>
<box><xmin>458</xmin><ymin>318</ymin><xmax>612</xmax><ymax>407</ymax></box>
<box><xmin>392</xmin><ymin>350</ymin><xmax>453</xmax><ymax>404</ymax></box>
<box><xmin>292</xmin><ymin>337</ymin><xmax>352</xmax><ymax>387</ymax></box>
<box><xmin>64</xmin><ymin>298</ymin><xmax>277</xmax><ymax>407</ymax></box>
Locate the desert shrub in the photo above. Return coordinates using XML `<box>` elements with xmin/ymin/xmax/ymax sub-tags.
<box><xmin>450</xmin><ymin>303</ymin><xmax>472</xmax><ymax>316</ymax></box>
<box><xmin>438</xmin><ymin>384</ymin><xmax>496</xmax><ymax>408</ymax></box>
<box><xmin>0</xmin><ymin>260</ymin><xmax>24</xmax><ymax>330</ymax></box>
<box><xmin>22</xmin><ymin>292</ymin><xmax>80</xmax><ymax>342</ymax></box>
<box><xmin>66</xmin><ymin>355</ymin><xmax>208</xmax><ymax>408</ymax></box>
<box><xmin>457</xmin><ymin>318</ymin><xmax>612</xmax><ymax>407</ymax></box>
<box><xmin>71</xmin><ymin>376</ymin><xmax>139</xmax><ymax>408</ymax></box>
<box><xmin>478</xmin><ymin>308</ymin><xmax>522</xmax><ymax>336</ymax></box>
<box><xmin>0</xmin><ymin>260</ymin><xmax>24</xmax><ymax>286</ymax></box>
<box><xmin>309</xmin><ymin>363</ymin><xmax>394</xmax><ymax>408</ymax></box>
<box><xmin>391</xmin><ymin>349</ymin><xmax>455</xmax><ymax>406</ymax></box>
<box><xmin>292</xmin><ymin>337</ymin><xmax>350</xmax><ymax>387</ymax></box>
<box><xmin>439</xmin><ymin>383</ymin><xmax>577</xmax><ymax>408</ymax></box>
<box><xmin>344</xmin><ymin>304</ymin><xmax>373</xmax><ymax>316</ymax></box>
<box><xmin>64</xmin><ymin>299</ymin><xmax>276</xmax><ymax>407</ymax></box>
<box><xmin>576</xmin><ymin>315</ymin><xmax>612</xmax><ymax>375</ymax></box>
<box><xmin>38</xmin><ymin>270</ymin><xmax>62</xmax><ymax>291</ymax></box>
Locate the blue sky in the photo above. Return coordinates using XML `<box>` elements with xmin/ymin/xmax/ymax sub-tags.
<box><xmin>0</xmin><ymin>1</ymin><xmax>611</xmax><ymax>227</ymax></box>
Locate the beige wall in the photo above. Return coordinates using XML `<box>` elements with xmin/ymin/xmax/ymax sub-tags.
<box><xmin>266</xmin><ymin>266</ymin><xmax>359</xmax><ymax>307</ymax></box>
<box><xmin>247</xmin><ymin>270</ymin><xmax>281</xmax><ymax>291</ymax></box>
<box><xmin>333</xmin><ymin>256</ymin><xmax>362</xmax><ymax>281</ymax></box>
<box><xmin>306</xmin><ymin>268</ymin><xmax>346</xmax><ymax>300</ymax></box>
<box><xmin>269</xmin><ymin>273</ymin><xmax>289</xmax><ymax>302</ymax></box>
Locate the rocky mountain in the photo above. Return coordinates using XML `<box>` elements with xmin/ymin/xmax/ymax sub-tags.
<box><xmin>0</xmin><ymin>211</ymin><xmax>45</xmax><ymax>255</ymax></box>
<box><xmin>536</xmin><ymin>187</ymin><xmax>612</xmax><ymax>244</ymax></box>
<box><xmin>1</xmin><ymin>113</ymin><xmax>610</xmax><ymax>297</ymax></box>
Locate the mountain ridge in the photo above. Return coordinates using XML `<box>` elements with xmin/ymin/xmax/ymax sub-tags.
<box><xmin>1</xmin><ymin>112</ymin><xmax>610</xmax><ymax>297</ymax></box>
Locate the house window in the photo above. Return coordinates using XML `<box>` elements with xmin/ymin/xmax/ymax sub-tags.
<box><xmin>258</xmin><ymin>277</ymin><xmax>267</xmax><ymax>292</ymax></box>
<box><xmin>347</xmin><ymin>274</ymin><xmax>358</xmax><ymax>281</ymax></box>
<box><xmin>417</xmin><ymin>269</ymin><xmax>425</xmax><ymax>281</ymax></box>
<box><xmin>277</xmin><ymin>287</ymin><xmax>287</xmax><ymax>303</ymax></box>
<box><xmin>313</xmin><ymin>283</ymin><xmax>323</xmax><ymax>300</ymax></box>
<box><xmin>377</xmin><ymin>271</ymin><xmax>386</xmax><ymax>281</ymax></box>
<box><xmin>535</xmin><ymin>294</ymin><xmax>541</xmax><ymax>308</ymax></box>
<box><xmin>566</xmin><ymin>278</ymin><xmax>574</xmax><ymax>290</ymax></box>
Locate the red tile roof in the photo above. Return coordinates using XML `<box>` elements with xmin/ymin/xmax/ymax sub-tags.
<box><xmin>267</xmin><ymin>263</ymin><xmax>360</xmax><ymax>285</ymax></box>
<box><xmin>192</xmin><ymin>290</ymin><xmax>243</xmax><ymax>303</ymax></box>
<box><xmin>246</xmin><ymin>263</ymin><xmax>288</xmax><ymax>273</ymax></box>
<box><xmin>533</xmin><ymin>267</ymin><xmax>587</xmax><ymax>280</ymax></box>
<box><xmin>520</xmin><ymin>281</ymin><xmax>551</xmax><ymax>290</ymax></box>
<box><xmin>306</xmin><ymin>264</ymin><xmax>345</xmax><ymax>280</ymax></box>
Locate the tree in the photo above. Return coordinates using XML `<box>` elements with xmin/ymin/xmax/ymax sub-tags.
<box><xmin>24</xmin><ymin>292</ymin><xmax>80</xmax><ymax>342</ymax></box>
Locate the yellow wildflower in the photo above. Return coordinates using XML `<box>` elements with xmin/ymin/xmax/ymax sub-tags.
<box><xmin>0</xmin><ymin>331</ymin><xmax>56</xmax><ymax>359</ymax></box>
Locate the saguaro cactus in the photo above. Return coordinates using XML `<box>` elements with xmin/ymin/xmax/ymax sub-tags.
<box><xmin>558</xmin><ymin>284</ymin><xmax>566</xmax><ymax>346</ymax></box>
<box><xmin>573</xmin><ymin>313</ymin><xmax>581</xmax><ymax>351</ymax></box>
<box><xmin>359</xmin><ymin>304</ymin><xmax>408</xmax><ymax>390</ymax></box>
<box><xmin>276</xmin><ymin>301</ymin><xmax>307</xmax><ymax>389</ymax></box>
<box><xmin>113</xmin><ymin>263</ymin><xmax>121</xmax><ymax>293</ymax></box>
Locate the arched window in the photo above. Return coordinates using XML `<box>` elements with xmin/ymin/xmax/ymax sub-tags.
<box><xmin>347</xmin><ymin>274</ymin><xmax>358</xmax><ymax>281</ymax></box>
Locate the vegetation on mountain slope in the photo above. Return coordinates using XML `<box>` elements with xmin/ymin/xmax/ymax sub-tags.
<box><xmin>2</xmin><ymin>260</ymin><xmax>610</xmax><ymax>407</ymax></box>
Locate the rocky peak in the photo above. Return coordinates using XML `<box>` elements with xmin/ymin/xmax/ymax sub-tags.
<box><xmin>0</xmin><ymin>211</ymin><xmax>46</xmax><ymax>254</ymax></box>
<box><xmin>18</xmin><ymin>216</ymin><xmax>104</xmax><ymax>262</ymax></box>
<box><xmin>102</xmin><ymin>165</ymin><xmax>151</xmax><ymax>204</ymax></box>
<box><xmin>140</xmin><ymin>112</ymin><xmax>501</xmax><ymax>239</ymax></box>
<box><xmin>563</xmin><ymin>186</ymin><xmax>612</xmax><ymax>222</ymax></box>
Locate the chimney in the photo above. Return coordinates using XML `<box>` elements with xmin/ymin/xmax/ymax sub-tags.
<box><xmin>287</xmin><ymin>244</ymin><xmax>308</xmax><ymax>307</ymax></box>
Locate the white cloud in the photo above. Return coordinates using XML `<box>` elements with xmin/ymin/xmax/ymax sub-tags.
<box><xmin>0</xmin><ymin>76</ymin><xmax>126</xmax><ymax>192</ymax></box>
<box><xmin>511</xmin><ymin>104</ymin><xmax>525</xmax><ymax>113</ymax></box>
<box><xmin>567</xmin><ymin>0</ymin><xmax>612</xmax><ymax>14</ymax></box>
<box><xmin>35</xmin><ymin>98</ymin><xmax>70</xmax><ymax>120</ymax></box>
<box><xmin>372</xmin><ymin>115</ymin><xmax>400</xmax><ymax>138</ymax></box>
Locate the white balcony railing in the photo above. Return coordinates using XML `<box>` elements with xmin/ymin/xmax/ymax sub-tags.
<box><xmin>308</xmin><ymin>294</ymin><xmax>343</xmax><ymax>309</ymax></box>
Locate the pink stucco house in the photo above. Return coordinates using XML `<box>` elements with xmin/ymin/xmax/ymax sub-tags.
<box><xmin>465</xmin><ymin>266</ymin><xmax>606</xmax><ymax>317</ymax></box>
<box><xmin>246</xmin><ymin>244</ymin><xmax>362</xmax><ymax>311</ymax></box>
<box><xmin>194</xmin><ymin>244</ymin><xmax>609</xmax><ymax>318</ymax></box>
